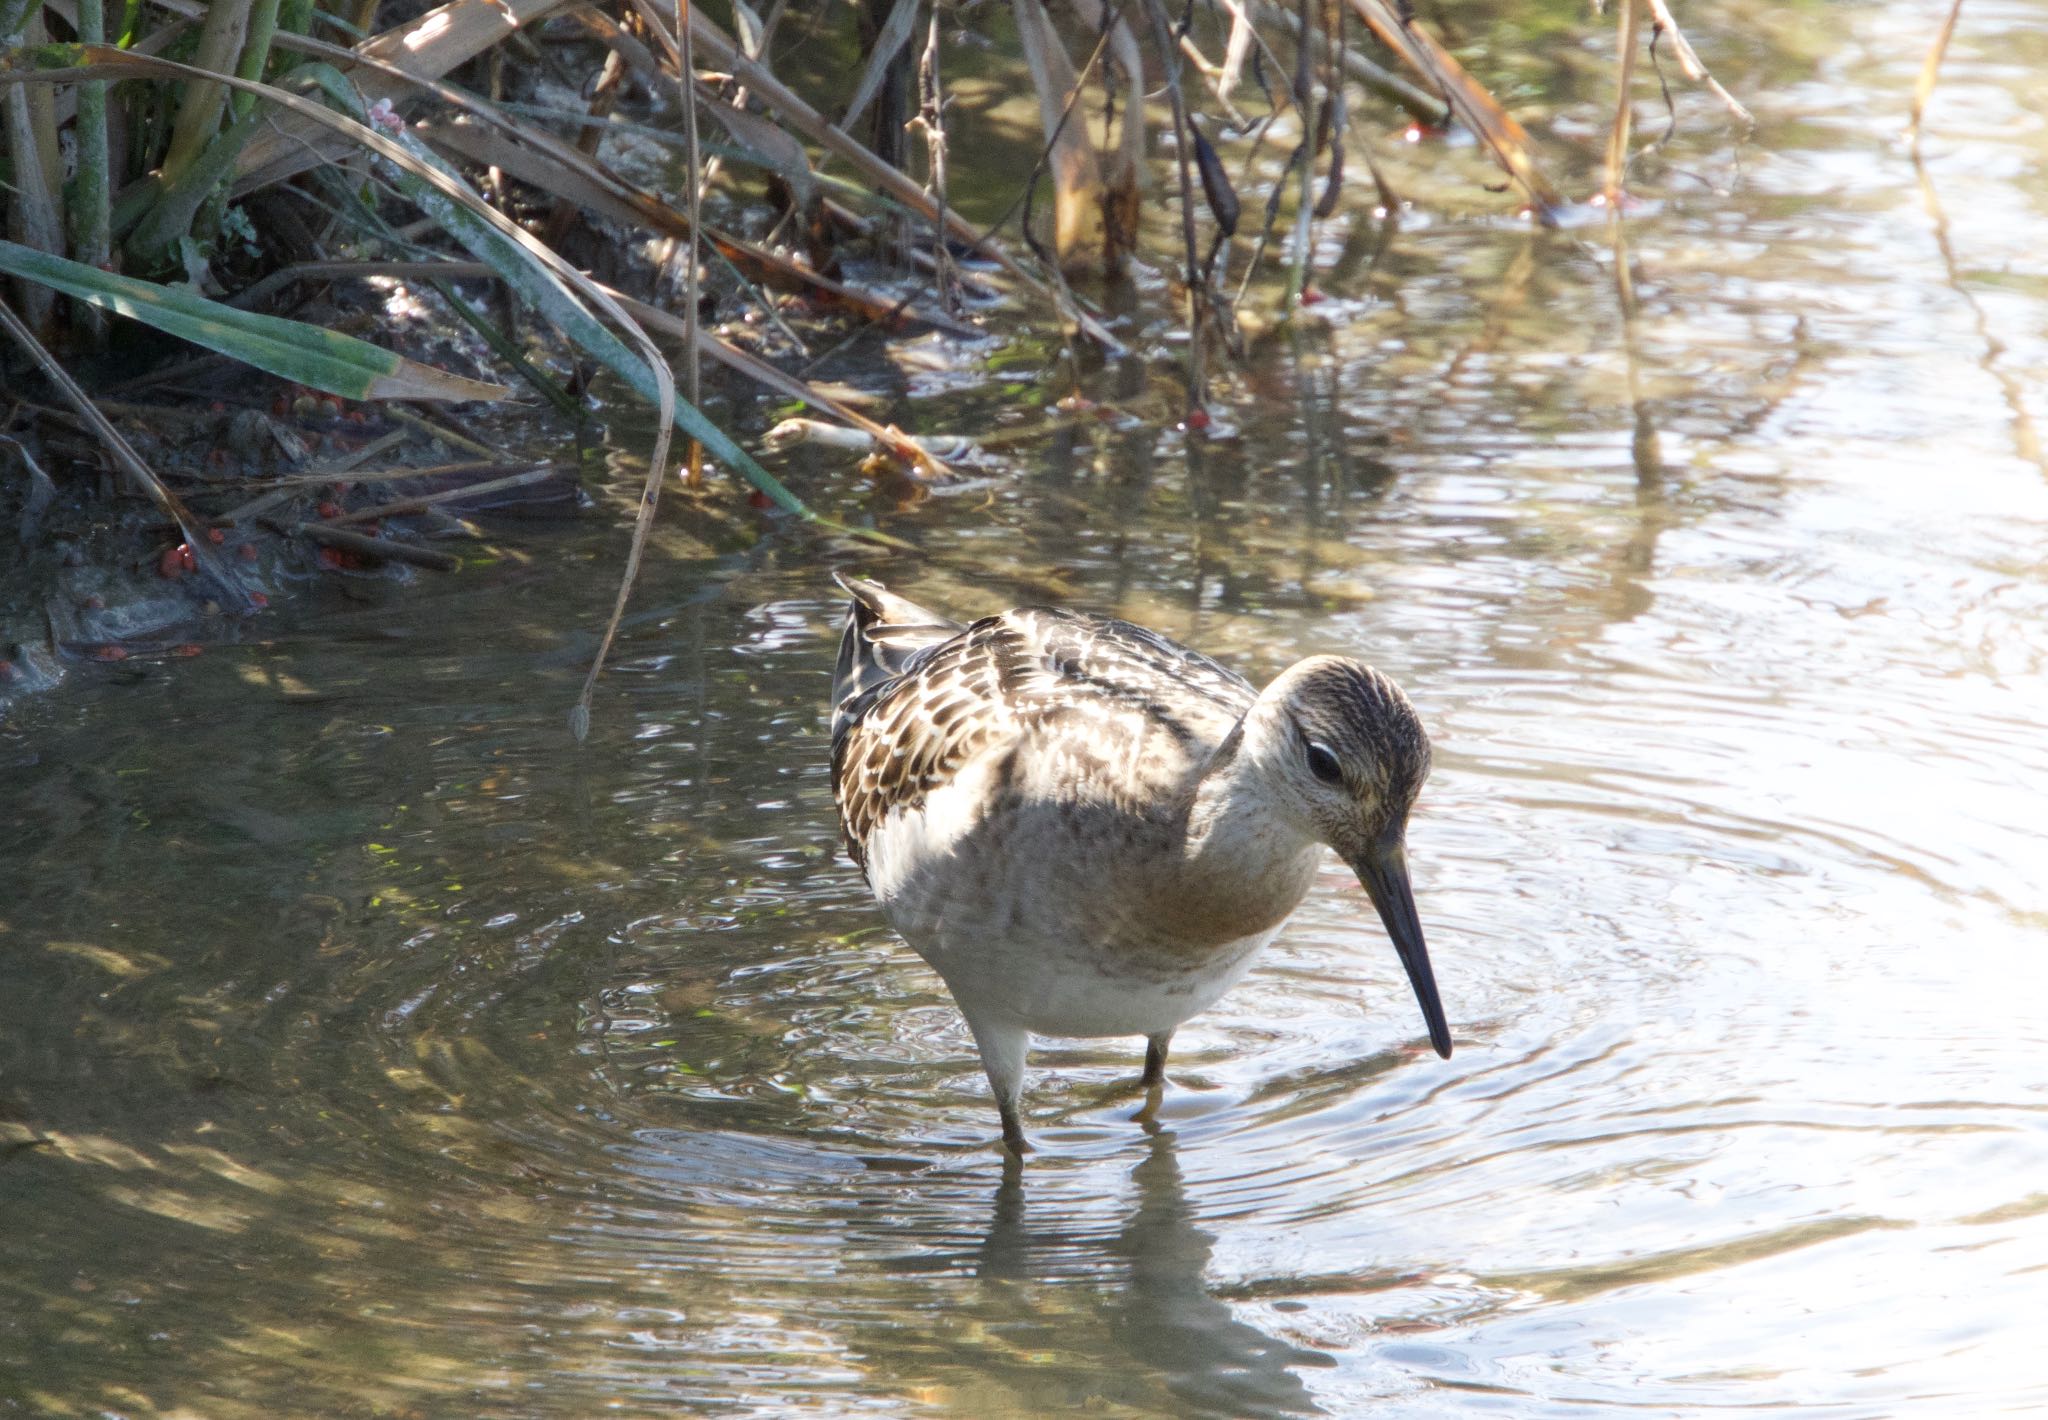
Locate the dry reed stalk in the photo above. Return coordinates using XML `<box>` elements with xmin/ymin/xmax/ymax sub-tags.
<box><xmin>1908</xmin><ymin>0</ymin><xmax>1964</xmax><ymax>148</ymax></box>
<box><xmin>1604</xmin><ymin>0</ymin><xmax>1640</xmax><ymax>205</ymax></box>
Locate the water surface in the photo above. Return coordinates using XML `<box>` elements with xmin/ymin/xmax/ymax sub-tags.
<box><xmin>6</xmin><ymin>1</ymin><xmax>2048</xmax><ymax>1414</ymax></box>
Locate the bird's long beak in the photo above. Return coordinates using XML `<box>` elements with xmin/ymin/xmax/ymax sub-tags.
<box><xmin>1351</xmin><ymin>832</ymin><xmax>1453</xmax><ymax>1059</ymax></box>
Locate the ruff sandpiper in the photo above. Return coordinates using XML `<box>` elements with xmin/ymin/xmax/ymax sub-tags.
<box><xmin>829</xmin><ymin>574</ymin><xmax>1450</xmax><ymax>1154</ymax></box>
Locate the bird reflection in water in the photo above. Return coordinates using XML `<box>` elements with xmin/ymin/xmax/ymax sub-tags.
<box><xmin>951</xmin><ymin>1129</ymin><xmax>1326</xmax><ymax>1417</ymax></box>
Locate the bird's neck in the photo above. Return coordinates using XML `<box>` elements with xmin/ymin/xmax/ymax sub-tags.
<box><xmin>1154</xmin><ymin>726</ymin><xmax>1322</xmax><ymax>944</ymax></box>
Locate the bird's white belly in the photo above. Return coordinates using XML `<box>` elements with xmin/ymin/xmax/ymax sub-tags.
<box><xmin>923</xmin><ymin>926</ymin><xmax>1279</xmax><ymax>1038</ymax></box>
<box><xmin>861</xmin><ymin>773</ymin><xmax>1303</xmax><ymax>1039</ymax></box>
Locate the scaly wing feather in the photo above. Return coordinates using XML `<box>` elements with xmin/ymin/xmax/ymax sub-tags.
<box><xmin>831</xmin><ymin>592</ymin><xmax>1256</xmax><ymax>873</ymax></box>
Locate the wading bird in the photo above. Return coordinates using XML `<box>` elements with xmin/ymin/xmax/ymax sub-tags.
<box><xmin>829</xmin><ymin>575</ymin><xmax>1451</xmax><ymax>1154</ymax></box>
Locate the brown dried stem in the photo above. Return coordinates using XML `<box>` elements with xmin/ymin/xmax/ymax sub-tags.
<box><xmin>1642</xmin><ymin>0</ymin><xmax>1753</xmax><ymax>130</ymax></box>
<box><xmin>1604</xmin><ymin>0</ymin><xmax>1640</xmax><ymax>206</ymax></box>
<box><xmin>1140</xmin><ymin>0</ymin><xmax>1210</xmax><ymax>411</ymax></box>
<box><xmin>1907</xmin><ymin>0</ymin><xmax>1964</xmax><ymax>149</ymax></box>
<box><xmin>912</xmin><ymin>11</ymin><xmax>959</xmax><ymax>317</ymax></box>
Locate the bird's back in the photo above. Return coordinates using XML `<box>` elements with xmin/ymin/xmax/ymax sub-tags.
<box><xmin>830</xmin><ymin>582</ymin><xmax>1256</xmax><ymax>878</ymax></box>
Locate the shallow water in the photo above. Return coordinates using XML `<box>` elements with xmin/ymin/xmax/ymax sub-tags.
<box><xmin>6</xmin><ymin>2</ymin><xmax>2048</xmax><ymax>1415</ymax></box>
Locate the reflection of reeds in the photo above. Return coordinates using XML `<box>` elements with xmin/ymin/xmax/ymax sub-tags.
<box><xmin>1913</xmin><ymin>152</ymin><xmax>2045</xmax><ymax>478</ymax></box>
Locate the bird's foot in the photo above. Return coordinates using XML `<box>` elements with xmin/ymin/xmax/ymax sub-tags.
<box><xmin>999</xmin><ymin>1111</ymin><xmax>1033</xmax><ymax>1158</ymax></box>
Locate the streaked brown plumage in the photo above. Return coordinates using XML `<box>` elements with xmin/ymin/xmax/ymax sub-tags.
<box><xmin>829</xmin><ymin>574</ymin><xmax>1450</xmax><ymax>1155</ymax></box>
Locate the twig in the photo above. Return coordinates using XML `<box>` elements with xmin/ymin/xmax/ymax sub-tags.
<box><xmin>317</xmin><ymin>467</ymin><xmax>560</xmax><ymax>525</ymax></box>
<box><xmin>1907</xmin><ymin>0</ymin><xmax>1964</xmax><ymax>149</ymax></box>
<box><xmin>1314</xmin><ymin>6</ymin><xmax>1350</xmax><ymax>223</ymax></box>
<box><xmin>1604</xmin><ymin>0</ymin><xmax>1640</xmax><ymax>205</ymax></box>
<box><xmin>1141</xmin><ymin>0</ymin><xmax>1211</xmax><ymax>411</ymax></box>
<box><xmin>292</xmin><ymin>520</ymin><xmax>461</xmax><ymax>570</ymax></box>
<box><xmin>1344</xmin><ymin>0</ymin><xmax>1567</xmax><ymax>223</ymax></box>
<box><xmin>1642</xmin><ymin>0</ymin><xmax>1754</xmax><ymax>131</ymax></box>
<box><xmin>539</xmin><ymin>43</ymin><xmax>627</xmax><ymax>249</ymax></box>
<box><xmin>1643</xmin><ymin>16</ymin><xmax>1680</xmax><ymax>151</ymax></box>
<box><xmin>211</xmin><ymin>458</ymin><xmax>571</xmax><ymax>491</ymax></box>
<box><xmin>911</xmin><ymin>10</ymin><xmax>959</xmax><ymax>317</ymax></box>
<box><xmin>675</xmin><ymin>0</ymin><xmax>706</xmax><ymax>488</ymax></box>
<box><xmin>1248</xmin><ymin>0</ymin><xmax>1444</xmax><ymax>125</ymax></box>
<box><xmin>381</xmin><ymin>406</ymin><xmax>495</xmax><ymax>459</ymax></box>
<box><xmin>1173</xmin><ymin>29</ymin><xmax>1250</xmax><ymax>127</ymax></box>
<box><xmin>327</xmin><ymin>428</ymin><xmax>411</xmax><ymax>472</ymax></box>
<box><xmin>1282</xmin><ymin>0</ymin><xmax>1317</xmax><ymax>309</ymax></box>
<box><xmin>220</xmin><ymin>488</ymin><xmax>302</xmax><ymax>526</ymax></box>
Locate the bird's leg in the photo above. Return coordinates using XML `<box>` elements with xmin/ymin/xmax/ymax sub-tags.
<box><xmin>1141</xmin><ymin>1030</ymin><xmax>1173</xmax><ymax>1088</ymax></box>
<box><xmin>999</xmin><ymin>1100</ymin><xmax>1033</xmax><ymax>1157</ymax></box>
<box><xmin>1131</xmin><ymin>1030</ymin><xmax>1173</xmax><ymax>1125</ymax></box>
<box><xmin>964</xmin><ymin>1010</ymin><xmax>1032</xmax><ymax>1156</ymax></box>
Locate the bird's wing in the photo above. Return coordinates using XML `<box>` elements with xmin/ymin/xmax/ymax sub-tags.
<box><xmin>831</xmin><ymin>604</ymin><xmax>1256</xmax><ymax>872</ymax></box>
<box><xmin>831</xmin><ymin>573</ymin><xmax>963</xmax><ymax>743</ymax></box>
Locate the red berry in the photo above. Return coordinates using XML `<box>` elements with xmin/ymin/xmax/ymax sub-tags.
<box><xmin>180</xmin><ymin>544</ymin><xmax>198</xmax><ymax>573</ymax></box>
<box><xmin>1185</xmin><ymin>407</ymin><xmax>1212</xmax><ymax>431</ymax></box>
<box><xmin>1300</xmin><ymin>285</ymin><xmax>1326</xmax><ymax>306</ymax></box>
<box><xmin>174</xmin><ymin>644</ymin><xmax>204</xmax><ymax>658</ymax></box>
<box><xmin>318</xmin><ymin>547</ymin><xmax>343</xmax><ymax>569</ymax></box>
<box><xmin>238</xmin><ymin>543</ymin><xmax>258</xmax><ymax>562</ymax></box>
<box><xmin>207</xmin><ymin>527</ymin><xmax>226</xmax><ymax>544</ymax></box>
<box><xmin>82</xmin><ymin>594</ymin><xmax>105</xmax><ymax>610</ymax></box>
<box><xmin>94</xmin><ymin>645</ymin><xmax>129</xmax><ymax>662</ymax></box>
<box><xmin>748</xmin><ymin>489</ymin><xmax>773</xmax><ymax>509</ymax></box>
<box><xmin>317</xmin><ymin>501</ymin><xmax>343</xmax><ymax>520</ymax></box>
<box><xmin>158</xmin><ymin>545</ymin><xmax>188</xmax><ymax>579</ymax></box>
<box><xmin>249</xmin><ymin>592</ymin><xmax>269</xmax><ymax>608</ymax></box>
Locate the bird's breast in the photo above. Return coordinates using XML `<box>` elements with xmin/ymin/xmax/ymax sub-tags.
<box><xmin>865</xmin><ymin>778</ymin><xmax>1317</xmax><ymax>964</ymax></box>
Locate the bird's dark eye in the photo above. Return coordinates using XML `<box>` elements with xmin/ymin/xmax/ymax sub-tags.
<box><xmin>1305</xmin><ymin>742</ymin><xmax>1343</xmax><ymax>785</ymax></box>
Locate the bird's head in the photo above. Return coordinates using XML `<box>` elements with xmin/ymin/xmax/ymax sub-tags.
<box><xmin>1247</xmin><ymin>655</ymin><xmax>1450</xmax><ymax>1059</ymax></box>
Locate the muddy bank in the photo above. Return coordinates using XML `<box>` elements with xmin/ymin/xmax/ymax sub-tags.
<box><xmin>2</xmin><ymin>316</ymin><xmax>593</xmax><ymax>707</ymax></box>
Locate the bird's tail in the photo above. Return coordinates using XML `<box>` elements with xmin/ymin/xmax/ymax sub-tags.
<box><xmin>830</xmin><ymin>573</ymin><xmax>961</xmax><ymax>738</ymax></box>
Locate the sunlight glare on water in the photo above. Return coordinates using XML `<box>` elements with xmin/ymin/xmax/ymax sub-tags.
<box><xmin>4</xmin><ymin>0</ymin><xmax>2048</xmax><ymax>1415</ymax></box>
